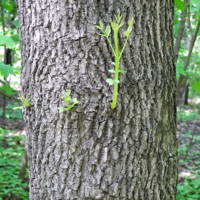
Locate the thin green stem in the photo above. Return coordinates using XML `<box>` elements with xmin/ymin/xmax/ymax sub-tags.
<box><xmin>111</xmin><ymin>28</ymin><xmax>119</xmax><ymax>109</ymax></box>
<box><xmin>119</xmin><ymin>36</ymin><xmax>129</xmax><ymax>60</ymax></box>
<box><xmin>100</xmin><ymin>29</ymin><xmax>115</xmax><ymax>54</ymax></box>
<box><xmin>105</xmin><ymin>36</ymin><xmax>115</xmax><ymax>55</ymax></box>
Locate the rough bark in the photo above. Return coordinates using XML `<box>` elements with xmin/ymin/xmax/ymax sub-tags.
<box><xmin>17</xmin><ymin>0</ymin><xmax>177</xmax><ymax>199</ymax></box>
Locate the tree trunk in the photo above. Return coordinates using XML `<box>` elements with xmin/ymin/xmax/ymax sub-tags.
<box><xmin>17</xmin><ymin>0</ymin><xmax>178</xmax><ymax>199</ymax></box>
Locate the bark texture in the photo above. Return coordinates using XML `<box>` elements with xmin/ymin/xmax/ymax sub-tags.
<box><xmin>17</xmin><ymin>0</ymin><xmax>177</xmax><ymax>199</ymax></box>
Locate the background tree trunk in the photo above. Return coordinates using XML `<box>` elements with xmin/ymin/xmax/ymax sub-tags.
<box><xmin>17</xmin><ymin>0</ymin><xmax>178</xmax><ymax>199</ymax></box>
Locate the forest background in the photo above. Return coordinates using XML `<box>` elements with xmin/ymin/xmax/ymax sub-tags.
<box><xmin>0</xmin><ymin>0</ymin><xmax>200</xmax><ymax>199</ymax></box>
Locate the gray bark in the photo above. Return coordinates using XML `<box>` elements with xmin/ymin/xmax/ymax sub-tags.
<box><xmin>17</xmin><ymin>0</ymin><xmax>177</xmax><ymax>199</ymax></box>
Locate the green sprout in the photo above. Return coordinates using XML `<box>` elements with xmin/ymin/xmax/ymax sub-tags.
<box><xmin>95</xmin><ymin>13</ymin><xmax>134</xmax><ymax>109</ymax></box>
<box><xmin>58</xmin><ymin>90</ymin><xmax>78</xmax><ymax>112</ymax></box>
<box><xmin>13</xmin><ymin>94</ymin><xmax>31</xmax><ymax>110</ymax></box>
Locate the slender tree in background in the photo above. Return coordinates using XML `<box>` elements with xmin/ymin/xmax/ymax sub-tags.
<box><xmin>17</xmin><ymin>0</ymin><xmax>177</xmax><ymax>199</ymax></box>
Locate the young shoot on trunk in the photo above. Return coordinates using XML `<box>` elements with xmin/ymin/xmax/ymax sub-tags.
<box><xmin>95</xmin><ymin>13</ymin><xmax>134</xmax><ymax>109</ymax></box>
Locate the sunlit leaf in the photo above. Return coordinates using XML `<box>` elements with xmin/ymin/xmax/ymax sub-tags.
<box><xmin>108</xmin><ymin>69</ymin><xmax>115</xmax><ymax>73</ymax></box>
<box><xmin>0</xmin><ymin>35</ymin><xmax>15</xmax><ymax>48</ymax></box>
<box><xmin>1</xmin><ymin>85</ymin><xmax>16</xmax><ymax>95</ymax></box>
<box><xmin>123</xmin><ymin>31</ymin><xmax>129</xmax><ymax>37</ymax></box>
<box><xmin>95</xmin><ymin>25</ymin><xmax>101</xmax><ymax>30</ymax></box>
<box><xmin>127</xmin><ymin>26</ymin><xmax>132</xmax><ymax>33</ymax></box>
<box><xmin>0</xmin><ymin>63</ymin><xmax>15</xmax><ymax>78</ymax></box>
<box><xmin>105</xmin><ymin>25</ymin><xmax>111</xmax><ymax>36</ymax></box>
<box><xmin>99</xmin><ymin>20</ymin><xmax>103</xmax><ymax>29</ymax></box>
<box><xmin>176</xmin><ymin>63</ymin><xmax>186</xmax><ymax>79</ymax></box>
<box><xmin>175</xmin><ymin>0</ymin><xmax>187</xmax><ymax>11</ymax></box>
<box><xmin>192</xmin><ymin>81</ymin><xmax>200</xmax><ymax>93</ymax></box>
<box><xmin>106</xmin><ymin>79</ymin><xmax>114</xmax><ymax>85</ymax></box>
<box><xmin>10</xmin><ymin>20</ymin><xmax>19</xmax><ymax>27</ymax></box>
<box><xmin>128</xmin><ymin>18</ymin><xmax>134</xmax><ymax>27</ymax></box>
<box><xmin>13</xmin><ymin>106</ymin><xmax>23</xmax><ymax>110</ymax></box>
<box><xmin>114</xmin><ymin>79</ymin><xmax>120</xmax><ymax>83</ymax></box>
<box><xmin>2</xmin><ymin>4</ymin><xmax>13</xmax><ymax>11</ymax></box>
<box><xmin>118</xmin><ymin>69</ymin><xmax>127</xmax><ymax>73</ymax></box>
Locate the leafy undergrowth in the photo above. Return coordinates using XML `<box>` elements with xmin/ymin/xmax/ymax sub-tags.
<box><xmin>0</xmin><ymin>99</ymin><xmax>24</xmax><ymax>130</ymax></box>
<box><xmin>176</xmin><ymin>103</ymin><xmax>200</xmax><ymax>200</ymax></box>
<box><xmin>0</xmin><ymin>128</ymin><xmax>29</xmax><ymax>200</ymax></box>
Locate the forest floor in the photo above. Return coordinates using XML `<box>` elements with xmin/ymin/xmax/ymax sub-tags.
<box><xmin>177</xmin><ymin>98</ymin><xmax>200</xmax><ymax>184</ymax></box>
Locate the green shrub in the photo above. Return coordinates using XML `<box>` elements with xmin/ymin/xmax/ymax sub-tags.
<box><xmin>0</xmin><ymin>128</ymin><xmax>29</xmax><ymax>200</ymax></box>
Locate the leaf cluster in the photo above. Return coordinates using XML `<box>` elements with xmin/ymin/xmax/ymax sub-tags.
<box><xmin>13</xmin><ymin>94</ymin><xmax>31</xmax><ymax>110</ymax></box>
<box><xmin>58</xmin><ymin>90</ymin><xmax>78</xmax><ymax>112</ymax></box>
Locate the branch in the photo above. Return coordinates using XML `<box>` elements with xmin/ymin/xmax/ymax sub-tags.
<box><xmin>0</xmin><ymin>89</ymin><xmax>21</xmax><ymax>102</ymax></box>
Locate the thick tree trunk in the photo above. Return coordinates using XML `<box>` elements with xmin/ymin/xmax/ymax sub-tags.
<box><xmin>17</xmin><ymin>0</ymin><xmax>177</xmax><ymax>199</ymax></box>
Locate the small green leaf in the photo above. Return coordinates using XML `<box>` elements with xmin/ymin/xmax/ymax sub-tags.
<box><xmin>58</xmin><ymin>107</ymin><xmax>68</xmax><ymax>113</ymax></box>
<box><xmin>106</xmin><ymin>79</ymin><xmax>114</xmax><ymax>85</ymax></box>
<box><xmin>118</xmin><ymin>69</ymin><xmax>127</xmax><ymax>73</ymax></box>
<box><xmin>10</xmin><ymin>20</ymin><xmax>19</xmax><ymax>27</ymax></box>
<box><xmin>105</xmin><ymin>25</ymin><xmax>111</xmax><ymax>36</ymax></box>
<box><xmin>99</xmin><ymin>20</ymin><xmax>103</xmax><ymax>29</ymax></box>
<box><xmin>128</xmin><ymin>18</ymin><xmax>134</xmax><ymax>27</ymax></box>
<box><xmin>114</xmin><ymin>79</ymin><xmax>120</xmax><ymax>83</ymax></box>
<box><xmin>123</xmin><ymin>31</ymin><xmax>129</xmax><ymax>37</ymax></box>
<box><xmin>108</xmin><ymin>69</ymin><xmax>115</xmax><ymax>73</ymax></box>
<box><xmin>127</xmin><ymin>26</ymin><xmax>132</xmax><ymax>33</ymax></box>
<box><xmin>13</xmin><ymin>106</ymin><xmax>23</xmax><ymax>110</ymax></box>
<box><xmin>11</xmin><ymin>36</ymin><xmax>20</xmax><ymax>42</ymax></box>
<box><xmin>14</xmin><ymin>70</ymin><xmax>20</xmax><ymax>75</ymax></box>
<box><xmin>111</xmin><ymin>62</ymin><xmax>116</xmax><ymax>66</ymax></box>
<box><xmin>176</xmin><ymin>63</ymin><xmax>186</xmax><ymax>79</ymax></box>
<box><xmin>72</xmin><ymin>98</ymin><xmax>79</xmax><ymax>105</ymax></box>
<box><xmin>95</xmin><ymin>25</ymin><xmax>102</xmax><ymax>30</ymax></box>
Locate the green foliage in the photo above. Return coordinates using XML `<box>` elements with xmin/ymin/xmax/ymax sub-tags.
<box><xmin>177</xmin><ymin>105</ymin><xmax>200</xmax><ymax>200</ymax></box>
<box><xmin>0</xmin><ymin>35</ymin><xmax>15</xmax><ymax>48</ymax></box>
<box><xmin>174</xmin><ymin>0</ymin><xmax>200</xmax><ymax>94</ymax></box>
<box><xmin>58</xmin><ymin>90</ymin><xmax>78</xmax><ymax>112</ymax></box>
<box><xmin>0</xmin><ymin>63</ymin><xmax>16</xmax><ymax>78</ymax></box>
<box><xmin>176</xmin><ymin>63</ymin><xmax>186</xmax><ymax>79</ymax></box>
<box><xmin>177</xmin><ymin>174</ymin><xmax>200</xmax><ymax>200</ymax></box>
<box><xmin>175</xmin><ymin>0</ymin><xmax>187</xmax><ymax>12</ymax></box>
<box><xmin>0</xmin><ymin>0</ymin><xmax>21</xmax><ymax>98</ymax></box>
<box><xmin>0</xmin><ymin>101</ymin><xmax>23</xmax><ymax>119</ymax></box>
<box><xmin>1</xmin><ymin>84</ymin><xmax>16</xmax><ymax>94</ymax></box>
<box><xmin>0</xmin><ymin>128</ymin><xmax>29</xmax><ymax>200</ymax></box>
<box><xmin>95</xmin><ymin>13</ymin><xmax>134</xmax><ymax>109</ymax></box>
<box><xmin>191</xmin><ymin>81</ymin><xmax>200</xmax><ymax>93</ymax></box>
